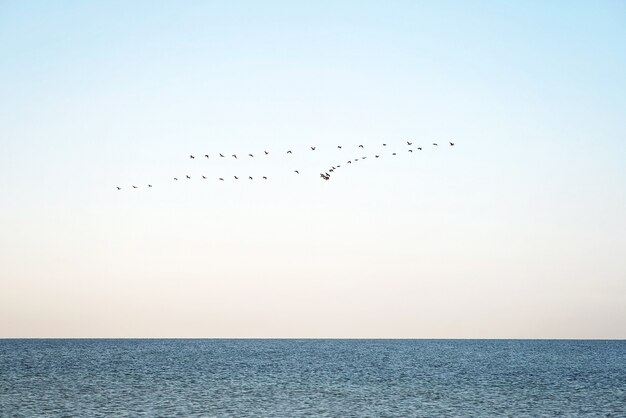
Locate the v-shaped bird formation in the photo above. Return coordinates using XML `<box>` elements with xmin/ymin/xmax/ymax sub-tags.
<box><xmin>115</xmin><ymin>140</ymin><xmax>455</xmax><ymax>189</ymax></box>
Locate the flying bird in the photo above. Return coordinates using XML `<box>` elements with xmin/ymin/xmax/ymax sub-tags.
<box><xmin>186</xmin><ymin>175</ymin><xmax>191</xmax><ymax>179</ymax></box>
<box><xmin>417</xmin><ymin>147</ymin><xmax>422</xmax><ymax>151</ymax></box>
<box><xmin>190</xmin><ymin>155</ymin><xmax>195</xmax><ymax>159</ymax></box>
<box><xmin>220</xmin><ymin>153</ymin><xmax>225</xmax><ymax>157</ymax></box>
<box><xmin>148</xmin><ymin>184</ymin><xmax>152</xmax><ymax>187</ymax></box>
<box><xmin>219</xmin><ymin>177</ymin><xmax>224</xmax><ymax>181</ymax></box>
<box><xmin>337</xmin><ymin>145</ymin><xmax>342</xmax><ymax>149</ymax></box>
<box><xmin>433</xmin><ymin>143</ymin><xmax>438</xmax><ymax>146</ymax></box>
<box><xmin>310</xmin><ymin>147</ymin><xmax>316</xmax><ymax>150</ymax></box>
<box><xmin>262</xmin><ymin>176</ymin><xmax>267</xmax><ymax>180</ymax></box>
<box><xmin>348</xmin><ymin>161</ymin><xmax>352</xmax><ymax>164</ymax></box>
<box><xmin>287</xmin><ymin>150</ymin><xmax>292</xmax><ymax>154</ymax></box>
<box><xmin>392</xmin><ymin>153</ymin><xmax>397</xmax><ymax>155</ymax></box>
<box><xmin>132</xmin><ymin>185</ymin><xmax>138</xmax><ymax>189</ymax></box>
<box><xmin>450</xmin><ymin>142</ymin><xmax>455</xmax><ymax>146</ymax></box>
<box><xmin>358</xmin><ymin>144</ymin><xmax>364</xmax><ymax>148</ymax></box>
<box><xmin>174</xmin><ymin>178</ymin><xmax>178</xmax><ymax>181</ymax></box>
<box><xmin>383</xmin><ymin>143</ymin><xmax>387</xmax><ymax>146</ymax></box>
<box><xmin>375</xmin><ymin>155</ymin><xmax>379</xmax><ymax>158</ymax></box>
<box><xmin>249</xmin><ymin>176</ymin><xmax>253</xmax><ymax>180</ymax></box>
<box><xmin>204</xmin><ymin>154</ymin><xmax>209</xmax><ymax>159</ymax></box>
<box><xmin>264</xmin><ymin>150</ymin><xmax>269</xmax><ymax>155</ymax></box>
<box><xmin>248</xmin><ymin>154</ymin><xmax>254</xmax><ymax>157</ymax></box>
<box><xmin>355</xmin><ymin>158</ymin><xmax>359</xmax><ymax>161</ymax></box>
<box><xmin>116</xmin><ymin>187</ymin><xmax>121</xmax><ymax>190</ymax></box>
<box><xmin>232</xmin><ymin>154</ymin><xmax>237</xmax><ymax>159</ymax></box>
<box><xmin>409</xmin><ymin>149</ymin><xmax>413</xmax><ymax>153</ymax></box>
<box><xmin>294</xmin><ymin>170</ymin><xmax>299</xmax><ymax>174</ymax></box>
<box><xmin>234</xmin><ymin>176</ymin><xmax>239</xmax><ymax>180</ymax></box>
<box><xmin>407</xmin><ymin>141</ymin><xmax>412</xmax><ymax>145</ymax></box>
<box><xmin>202</xmin><ymin>176</ymin><xmax>207</xmax><ymax>179</ymax></box>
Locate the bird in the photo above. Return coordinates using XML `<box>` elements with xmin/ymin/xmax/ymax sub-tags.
<box><xmin>329</xmin><ymin>169</ymin><xmax>334</xmax><ymax>172</ymax></box>
<box><xmin>332</xmin><ymin>166</ymin><xmax>336</xmax><ymax>169</ymax></box>
<box><xmin>232</xmin><ymin>154</ymin><xmax>237</xmax><ymax>159</ymax></box>
<box><xmin>204</xmin><ymin>154</ymin><xmax>209</xmax><ymax>159</ymax></box>
<box><xmin>219</xmin><ymin>177</ymin><xmax>224</xmax><ymax>181</ymax></box>
<box><xmin>325</xmin><ymin>172</ymin><xmax>330</xmax><ymax>177</ymax></box>
<box><xmin>409</xmin><ymin>149</ymin><xmax>413</xmax><ymax>153</ymax></box>
<box><xmin>174</xmin><ymin>177</ymin><xmax>178</xmax><ymax>181</ymax></box>
<box><xmin>348</xmin><ymin>161</ymin><xmax>352</xmax><ymax>164</ymax></box>
<box><xmin>249</xmin><ymin>176</ymin><xmax>253</xmax><ymax>180</ymax></box>
<box><xmin>449</xmin><ymin>142</ymin><xmax>455</xmax><ymax>146</ymax></box>
<box><xmin>383</xmin><ymin>143</ymin><xmax>387</xmax><ymax>146</ymax></box>
<box><xmin>202</xmin><ymin>175</ymin><xmax>207</xmax><ymax>179</ymax></box>
<box><xmin>407</xmin><ymin>141</ymin><xmax>412</xmax><ymax>145</ymax></box>
<box><xmin>433</xmin><ymin>143</ymin><xmax>438</xmax><ymax>146</ymax></box>
<box><xmin>311</xmin><ymin>146</ymin><xmax>316</xmax><ymax>151</ymax></box>
<box><xmin>116</xmin><ymin>187</ymin><xmax>121</xmax><ymax>190</ymax></box>
<box><xmin>355</xmin><ymin>158</ymin><xmax>359</xmax><ymax>161</ymax></box>
<box><xmin>417</xmin><ymin>147</ymin><xmax>422</xmax><ymax>151</ymax></box>
<box><xmin>362</xmin><ymin>156</ymin><xmax>367</xmax><ymax>159</ymax></box>
<box><xmin>262</xmin><ymin>176</ymin><xmax>268</xmax><ymax>180</ymax></box>
<box><xmin>132</xmin><ymin>185</ymin><xmax>138</xmax><ymax>189</ymax></box>
<box><xmin>148</xmin><ymin>184</ymin><xmax>152</xmax><ymax>187</ymax></box>
<box><xmin>234</xmin><ymin>176</ymin><xmax>239</xmax><ymax>180</ymax></box>
<box><xmin>190</xmin><ymin>155</ymin><xmax>195</xmax><ymax>159</ymax></box>
<box><xmin>264</xmin><ymin>150</ymin><xmax>269</xmax><ymax>155</ymax></box>
<box><xmin>375</xmin><ymin>155</ymin><xmax>379</xmax><ymax>158</ymax></box>
<box><xmin>392</xmin><ymin>153</ymin><xmax>397</xmax><ymax>155</ymax></box>
<box><xmin>186</xmin><ymin>175</ymin><xmax>191</xmax><ymax>179</ymax></box>
<box><xmin>337</xmin><ymin>145</ymin><xmax>342</xmax><ymax>149</ymax></box>
<box><xmin>219</xmin><ymin>153</ymin><xmax>225</xmax><ymax>157</ymax></box>
<box><xmin>287</xmin><ymin>150</ymin><xmax>292</xmax><ymax>154</ymax></box>
<box><xmin>336</xmin><ymin>165</ymin><xmax>341</xmax><ymax>168</ymax></box>
<box><xmin>248</xmin><ymin>154</ymin><xmax>254</xmax><ymax>157</ymax></box>
<box><xmin>358</xmin><ymin>144</ymin><xmax>364</xmax><ymax>148</ymax></box>
<box><xmin>294</xmin><ymin>170</ymin><xmax>299</xmax><ymax>174</ymax></box>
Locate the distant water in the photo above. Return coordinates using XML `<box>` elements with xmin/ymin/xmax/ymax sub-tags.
<box><xmin>1</xmin><ymin>340</ymin><xmax>624</xmax><ymax>417</ymax></box>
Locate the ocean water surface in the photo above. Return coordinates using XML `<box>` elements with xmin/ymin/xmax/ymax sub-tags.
<box><xmin>0</xmin><ymin>339</ymin><xmax>624</xmax><ymax>417</ymax></box>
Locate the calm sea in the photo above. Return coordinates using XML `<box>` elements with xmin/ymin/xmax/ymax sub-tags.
<box><xmin>0</xmin><ymin>339</ymin><xmax>624</xmax><ymax>417</ymax></box>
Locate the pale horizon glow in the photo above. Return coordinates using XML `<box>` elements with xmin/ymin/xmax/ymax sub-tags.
<box><xmin>1</xmin><ymin>1</ymin><xmax>625</xmax><ymax>338</ymax></box>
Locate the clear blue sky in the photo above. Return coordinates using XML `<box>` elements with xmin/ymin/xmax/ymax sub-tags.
<box><xmin>1</xmin><ymin>1</ymin><xmax>624</xmax><ymax>337</ymax></box>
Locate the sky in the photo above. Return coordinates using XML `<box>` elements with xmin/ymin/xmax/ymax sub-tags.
<box><xmin>1</xmin><ymin>1</ymin><xmax>624</xmax><ymax>338</ymax></box>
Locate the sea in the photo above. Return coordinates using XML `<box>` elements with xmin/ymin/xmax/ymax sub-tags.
<box><xmin>0</xmin><ymin>339</ymin><xmax>624</xmax><ymax>417</ymax></box>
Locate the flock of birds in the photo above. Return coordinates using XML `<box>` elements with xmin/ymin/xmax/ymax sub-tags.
<box><xmin>116</xmin><ymin>140</ymin><xmax>455</xmax><ymax>190</ymax></box>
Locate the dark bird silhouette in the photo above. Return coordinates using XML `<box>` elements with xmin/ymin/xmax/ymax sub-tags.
<box><xmin>348</xmin><ymin>160</ymin><xmax>352</xmax><ymax>164</ymax></box>
<box><xmin>186</xmin><ymin>175</ymin><xmax>191</xmax><ymax>179</ymax></box>
<box><xmin>355</xmin><ymin>158</ymin><xmax>359</xmax><ymax>161</ymax></box>
<box><xmin>358</xmin><ymin>144</ymin><xmax>364</xmax><ymax>148</ymax></box>
<box><xmin>311</xmin><ymin>146</ymin><xmax>316</xmax><ymax>151</ymax></box>
<box><xmin>375</xmin><ymin>155</ymin><xmax>379</xmax><ymax>158</ymax></box>
<box><xmin>190</xmin><ymin>155</ymin><xmax>195</xmax><ymax>159</ymax></box>
<box><xmin>450</xmin><ymin>142</ymin><xmax>455</xmax><ymax>146</ymax></box>
<box><xmin>392</xmin><ymin>153</ymin><xmax>397</xmax><ymax>155</ymax></box>
<box><xmin>337</xmin><ymin>145</ymin><xmax>342</xmax><ymax>149</ymax></box>
<box><xmin>294</xmin><ymin>170</ymin><xmax>299</xmax><ymax>174</ymax></box>
<box><xmin>116</xmin><ymin>187</ymin><xmax>121</xmax><ymax>190</ymax></box>
<box><xmin>332</xmin><ymin>166</ymin><xmax>336</xmax><ymax>169</ymax></box>
<box><xmin>202</xmin><ymin>176</ymin><xmax>207</xmax><ymax>179</ymax></box>
<box><xmin>407</xmin><ymin>141</ymin><xmax>412</xmax><ymax>145</ymax></box>
<box><xmin>132</xmin><ymin>185</ymin><xmax>138</xmax><ymax>189</ymax></box>
<box><xmin>409</xmin><ymin>149</ymin><xmax>413</xmax><ymax>153</ymax></box>
<box><xmin>148</xmin><ymin>184</ymin><xmax>152</xmax><ymax>187</ymax></box>
<box><xmin>219</xmin><ymin>177</ymin><xmax>224</xmax><ymax>181</ymax></box>
<box><xmin>325</xmin><ymin>172</ymin><xmax>330</xmax><ymax>177</ymax></box>
<box><xmin>234</xmin><ymin>176</ymin><xmax>239</xmax><ymax>180</ymax></box>
<box><xmin>174</xmin><ymin>177</ymin><xmax>178</xmax><ymax>181</ymax></box>
<box><xmin>362</xmin><ymin>156</ymin><xmax>367</xmax><ymax>159</ymax></box>
<box><xmin>248</xmin><ymin>154</ymin><xmax>254</xmax><ymax>157</ymax></box>
<box><xmin>383</xmin><ymin>143</ymin><xmax>387</xmax><ymax>146</ymax></box>
<box><xmin>336</xmin><ymin>165</ymin><xmax>341</xmax><ymax>168</ymax></box>
<box><xmin>264</xmin><ymin>150</ymin><xmax>269</xmax><ymax>155</ymax></box>
<box><xmin>219</xmin><ymin>153</ymin><xmax>225</xmax><ymax>157</ymax></box>
<box><xmin>262</xmin><ymin>176</ymin><xmax>267</xmax><ymax>180</ymax></box>
<box><xmin>249</xmin><ymin>176</ymin><xmax>253</xmax><ymax>180</ymax></box>
<box><xmin>417</xmin><ymin>147</ymin><xmax>422</xmax><ymax>151</ymax></box>
<box><xmin>204</xmin><ymin>154</ymin><xmax>209</xmax><ymax>158</ymax></box>
<box><xmin>287</xmin><ymin>150</ymin><xmax>292</xmax><ymax>154</ymax></box>
<box><xmin>329</xmin><ymin>169</ymin><xmax>334</xmax><ymax>172</ymax></box>
<box><xmin>433</xmin><ymin>143</ymin><xmax>438</xmax><ymax>146</ymax></box>
<box><xmin>232</xmin><ymin>154</ymin><xmax>237</xmax><ymax>159</ymax></box>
